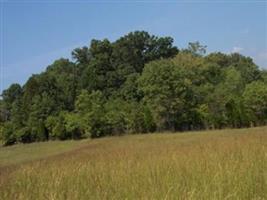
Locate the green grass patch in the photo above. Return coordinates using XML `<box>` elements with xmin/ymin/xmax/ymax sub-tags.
<box><xmin>0</xmin><ymin>139</ymin><xmax>88</xmax><ymax>167</ymax></box>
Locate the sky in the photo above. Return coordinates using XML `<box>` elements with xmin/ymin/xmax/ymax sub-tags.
<box><xmin>0</xmin><ymin>0</ymin><xmax>267</xmax><ymax>93</ymax></box>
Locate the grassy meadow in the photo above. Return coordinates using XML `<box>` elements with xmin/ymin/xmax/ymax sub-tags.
<box><xmin>0</xmin><ymin>127</ymin><xmax>266</xmax><ymax>200</ymax></box>
<box><xmin>0</xmin><ymin>140</ymin><xmax>88</xmax><ymax>167</ymax></box>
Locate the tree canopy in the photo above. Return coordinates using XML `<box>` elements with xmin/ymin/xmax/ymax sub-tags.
<box><xmin>1</xmin><ymin>31</ymin><xmax>266</xmax><ymax>145</ymax></box>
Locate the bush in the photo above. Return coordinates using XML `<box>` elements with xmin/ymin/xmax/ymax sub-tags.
<box><xmin>16</xmin><ymin>127</ymin><xmax>32</xmax><ymax>143</ymax></box>
<box><xmin>2</xmin><ymin>122</ymin><xmax>16</xmax><ymax>146</ymax></box>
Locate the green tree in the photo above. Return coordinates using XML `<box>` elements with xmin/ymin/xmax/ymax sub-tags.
<box><xmin>1</xmin><ymin>122</ymin><xmax>16</xmax><ymax>145</ymax></box>
<box><xmin>186</xmin><ymin>41</ymin><xmax>207</xmax><ymax>56</ymax></box>
<box><xmin>75</xmin><ymin>90</ymin><xmax>107</xmax><ymax>138</ymax></box>
<box><xmin>1</xmin><ymin>31</ymin><xmax>267</xmax><ymax>145</ymax></box>
<box><xmin>64</xmin><ymin>112</ymin><xmax>84</xmax><ymax>139</ymax></box>
<box><xmin>112</xmin><ymin>31</ymin><xmax>178</xmax><ymax>74</ymax></box>
<box><xmin>229</xmin><ymin>53</ymin><xmax>261</xmax><ymax>83</ymax></box>
<box><xmin>139</xmin><ymin>59</ymin><xmax>187</xmax><ymax>131</ymax></box>
<box><xmin>242</xmin><ymin>81</ymin><xmax>267</xmax><ymax>126</ymax></box>
<box><xmin>261</xmin><ymin>70</ymin><xmax>267</xmax><ymax>83</ymax></box>
<box><xmin>1</xmin><ymin>83</ymin><xmax>22</xmax><ymax>110</ymax></box>
<box><xmin>205</xmin><ymin>52</ymin><xmax>230</xmax><ymax>67</ymax></box>
<box><xmin>72</xmin><ymin>46</ymin><xmax>91</xmax><ymax>64</ymax></box>
<box><xmin>46</xmin><ymin>59</ymin><xmax>78</xmax><ymax>110</ymax></box>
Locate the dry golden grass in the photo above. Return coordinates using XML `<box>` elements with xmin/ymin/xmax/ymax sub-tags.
<box><xmin>0</xmin><ymin>127</ymin><xmax>266</xmax><ymax>200</ymax></box>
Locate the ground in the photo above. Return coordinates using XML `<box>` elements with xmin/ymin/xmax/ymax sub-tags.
<box><xmin>0</xmin><ymin>127</ymin><xmax>266</xmax><ymax>200</ymax></box>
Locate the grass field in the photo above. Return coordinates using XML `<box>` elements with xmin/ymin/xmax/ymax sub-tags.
<box><xmin>0</xmin><ymin>140</ymin><xmax>88</xmax><ymax>167</ymax></box>
<box><xmin>0</xmin><ymin>127</ymin><xmax>266</xmax><ymax>200</ymax></box>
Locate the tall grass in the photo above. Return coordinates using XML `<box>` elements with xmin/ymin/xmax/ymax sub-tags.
<box><xmin>0</xmin><ymin>127</ymin><xmax>266</xmax><ymax>200</ymax></box>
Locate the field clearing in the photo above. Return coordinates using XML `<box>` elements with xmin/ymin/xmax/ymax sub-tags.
<box><xmin>0</xmin><ymin>127</ymin><xmax>266</xmax><ymax>200</ymax></box>
<box><xmin>0</xmin><ymin>140</ymin><xmax>88</xmax><ymax>167</ymax></box>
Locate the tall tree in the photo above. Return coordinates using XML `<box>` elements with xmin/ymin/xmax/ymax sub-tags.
<box><xmin>75</xmin><ymin>90</ymin><xmax>107</xmax><ymax>138</ymax></box>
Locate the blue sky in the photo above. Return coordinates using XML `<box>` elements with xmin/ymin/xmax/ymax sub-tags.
<box><xmin>1</xmin><ymin>0</ymin><xmax>267</xmax><ymax>93</ymax></box>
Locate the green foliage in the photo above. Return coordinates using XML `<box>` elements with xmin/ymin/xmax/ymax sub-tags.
<box><xmin>105</xmin><ymin>99</ymin><xmax>130</xmax><ymax>134</ymax></box>
<box><xmin>48</xmin><ymin>115</ymin><xmax>65</xmax><ymax>139</ymax></box>
<box><xmin>2</xmin><ymin>122</ymin><xmax>16</xmax><ymax>146</ymax></box>
<box><xmin>142</xmin><ymin>105</ymin><xmax>156</xmax><ymax>132</ymax></box>
<box><xmin>16</xmin><ymin>127</ymin><xmax>32</xmax><ymax>143</ymax></box>
<box><xmin>1</xmin><ymin>31</ymin><xmax>266</xmax><ymax>145</ymax></box>
<box><xmin>75</xmin><ymin>90</ymin><xmax>107</xmax><ymax>138</ymax></box>
<box><xmin>0</xmin><ymin>123</ymin><xmax>3</xmax><ymax>141</ymax></box>
<box><xmin>118</xmin><ymin>73</ymin><xmax>142</xmax><ymax>101</ymax></box>
<box><xmin>112</xmin><ymin>31</ymin><xmax>178</xmax><ymax>73</ymax></box>
<box><xmin>2</xmin><ymin>83</ymin><xmax>22</xmax><ymax>111</ymax></box>
<box><xmin>45</xmin><ymin>112</ymin><xmax>84</xmax><ymax>140</ymax></box>
<box><xmin>53</xmin><ymin>121</ymin><xmax>67</xmax><ymax>140</ymax></box>
<box><xmin>105</xmin><ymin>99</ymin><xmax>149</xmax><ymax>134</ymax></box>
<box><xmin>261</xmin><ymin>70</ymin><xmax>267</xmax><ymax>83</ymax></box>
<box><xmin>187</xmin><ymin>41</ymin><xmax>207</xmax><ymax>56</ymax></box>
<box><xmin>139</xmin><ymin>59</ymin><xmax>186</xmax><ymax>130</ymax></box>
<box><xmin>242</xmin><ymin>81</ymin><xmax>267</xmax><ymax>126</ymax></box>
<box><xmin>64</xmin><ymin>112</ymin><xmax>83</xmax><ymax>139</ymax></box>
<box><xmin>139</xmin><ymin>54</ymin><xmax>208</xmax><ymax>131</ymax></box>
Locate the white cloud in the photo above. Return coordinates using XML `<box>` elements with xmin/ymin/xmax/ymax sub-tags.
<box><xmin>231</xmin><ymin>46</ymin><xmax>243</xmax><ymax>53</ymax></box>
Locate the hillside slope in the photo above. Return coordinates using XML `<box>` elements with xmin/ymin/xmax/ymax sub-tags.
<box><xmin>0</xmin><ymin>127</ymin><xmax>267</xmax><ymax>199</ymax></box>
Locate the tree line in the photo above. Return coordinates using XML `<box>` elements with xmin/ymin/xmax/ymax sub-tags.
<box><xmin>0</xmin><ymin>31</ymin><xmax>267</xmax><ymax>145</ymax></box>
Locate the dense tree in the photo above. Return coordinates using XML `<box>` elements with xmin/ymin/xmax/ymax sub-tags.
<box><xmin>74</xmin><ymin>31</ymin><xmax>178</xmax><ymax>97</ymax></box>
<box><xmin>112</xmin><ymin>31</ymin><xmax>178</xmax><ymax>73</ymax></box>
<box><xmin>46</xmin><ymin>58</ymin><xmax>78</xmax><ymax>110</ymax></box>
<box><xmin>1</xmin><ymin>84</ymin><xmax>22</xmax><ymax>122</ymax></box>
<box><xmin>242</xmin><ymin>81</ymin><xmax>267</xmax><ymax>126</ymax></box>
<box><xmin>229</xmin><ymin>53</ymin><xmax>261</xmax><ymax>84</ymax></box>
<box><xmin>2</xmin><ymin>84</ymin><xmax>22</xmax><ymax>110</ymax></box>
<box><xmin>75</xmin><ymin>90</ymin><xmax>107</xmax><ymax>138</ymax></box>
<box><xmin>1</xmin><ymin>31</ymin><xmax>266</xmax><ymax>145</ymax></box>
<box><xmin>105</xmin><ymin>99</ymin><xmax>148</xmax><ymax>134</ymax></box>
<box><xmin>139</xmin><ymin>59</ymin><xmax>188</xmax><ymax>131</ymax></box>
<box><xmin>205</xmin><ymin>52</ymin><xmax>230</xmax><ymax>67</ymax></box>
<box><xmin>260</xmin><ymin>70</ymin><xmax>267</xmax><ymax>83</ymax></box>
<box><xmin>72</xmin><ymin>46</ymin><xmax>91</xmax><ymax>64</ymax></box>
<box><xmin>1</xmin><ymin>122</ymin><xmax>16</xmax><ymax>145</ymax></box>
